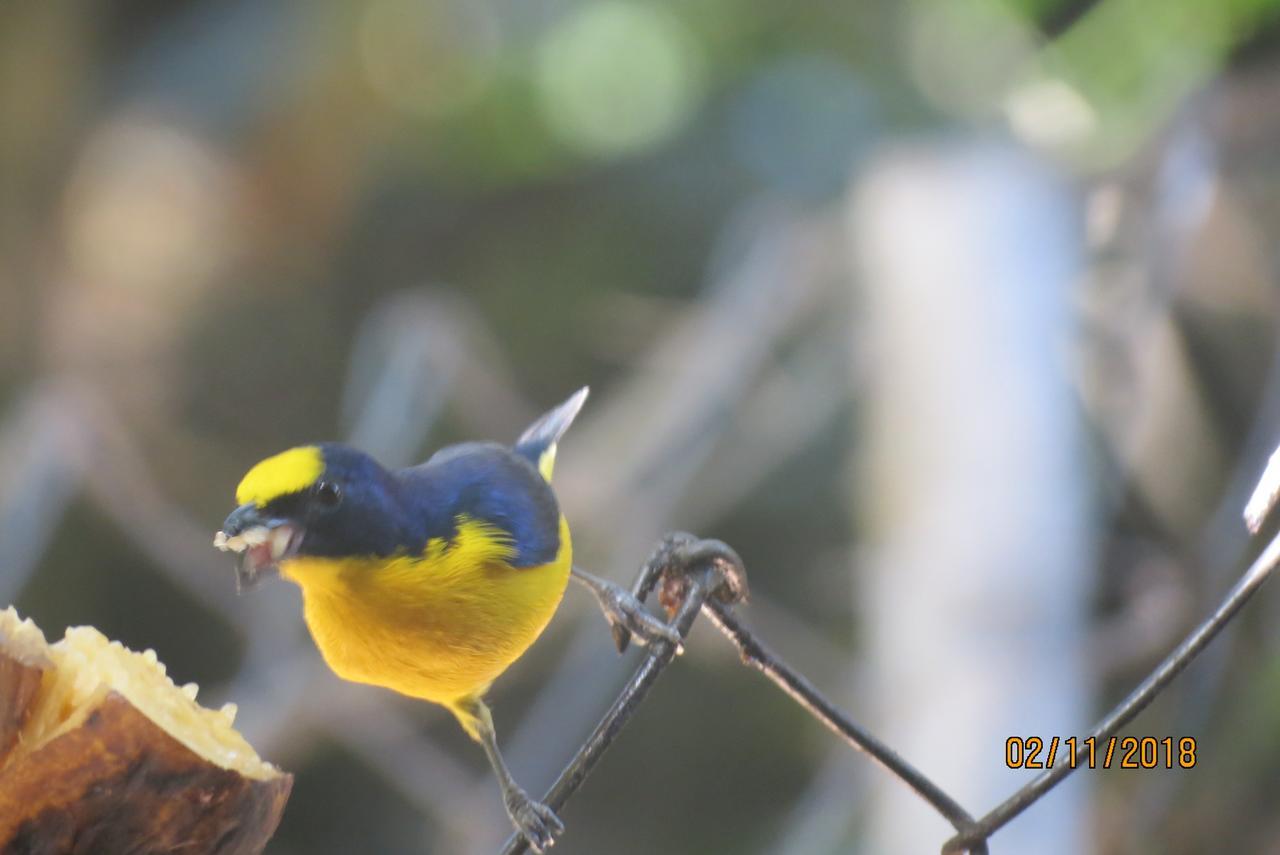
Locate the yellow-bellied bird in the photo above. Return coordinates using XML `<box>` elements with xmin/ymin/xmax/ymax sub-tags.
<box><xmin>214</xmin><ymin>388</ymin><xmax>676</xmax><ymax>850</ymax></box>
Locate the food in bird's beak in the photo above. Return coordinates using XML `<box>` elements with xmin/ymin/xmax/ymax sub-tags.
<box><xmin>0</xmin><ymin>607</ymin><xmax>291</xmax><ymax>853</ymax></box>
<box><xmin>214</xmin><ymin>522</ymin><xmax>300</xmax><ymax>590</ymax></box>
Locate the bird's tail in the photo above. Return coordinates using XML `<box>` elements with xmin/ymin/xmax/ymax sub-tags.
<box><xmin>514</xmin><ymin>387</ymin><xmax>589</xmax><ymax>482</ymax></box>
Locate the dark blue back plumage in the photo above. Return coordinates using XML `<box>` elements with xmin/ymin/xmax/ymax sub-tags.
<box><xmin>402</xmin><ymin>442</ymin><xmax>560</xmax><ymax>567</ymax></box>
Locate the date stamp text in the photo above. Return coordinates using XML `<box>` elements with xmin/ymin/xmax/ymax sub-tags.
<box><xmin>1005</xmin><ymin>736</ymin><xmax>1197</xmax><ymax>770</ymax></box>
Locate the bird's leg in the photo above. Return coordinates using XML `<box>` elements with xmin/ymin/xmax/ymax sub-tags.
<box><xmin>455</xmin><ymin>697</ymin><xmax>563</xmax><ymax>852</ymax></box>
<box><xmin>571</xmin><ymin>566</ymin><xmax>682</xmax><ymax>651</ymax></box>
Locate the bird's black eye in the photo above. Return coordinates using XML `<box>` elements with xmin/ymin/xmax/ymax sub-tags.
<box><xmin>314</xmin><ymin>480</ymin><xmax>342</xmax><ymax>508</ymax></box>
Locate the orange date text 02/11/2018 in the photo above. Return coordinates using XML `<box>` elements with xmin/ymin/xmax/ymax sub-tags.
<box><xmin>1005</xmin><ymin>736</ymin><xmax>1198</xmax><ymax>770</ymax></box>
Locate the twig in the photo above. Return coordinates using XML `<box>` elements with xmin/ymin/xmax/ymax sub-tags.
<box><xmin>501</xmin><ymin>520</ymin><xmax>1280</xmax><ymax>855</ymax></box>
<box><xmin>702</xmin><ymin>600</ymin><xmax>984</xmax><ymax>851</ymax></box>
<box><xmin>505</xmin><ymin>533</ymin><xmax>985</xmax><ymax>854</ymax></box>
<box><xmin>499</xmin><ymin>554</ymin><xmax>724</xmax><ymax>855</ymax></box>
<box><xmin>942</xmin><ymin>526</ymin><xmax>1280</xmax><ymax>853</ymax></box>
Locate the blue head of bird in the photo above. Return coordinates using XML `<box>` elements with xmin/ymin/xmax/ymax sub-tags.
<box><xmin>216</xmin><ymin>443</ymin><xmax>419</xmax><ymax>589</ymax></box>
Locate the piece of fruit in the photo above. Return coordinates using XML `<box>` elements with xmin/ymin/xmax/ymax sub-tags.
<box><xmin>0</xmin><ymin>607</ymin><xmax>291</xmax><ymax>854</ymax></box>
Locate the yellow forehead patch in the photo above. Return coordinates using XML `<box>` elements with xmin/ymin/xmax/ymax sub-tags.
<box><xmin>235</xmin><ymin>446</ymin><xmax>325</xmax><ymax>506</ymax></box>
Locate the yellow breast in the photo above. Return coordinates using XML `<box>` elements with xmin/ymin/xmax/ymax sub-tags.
<box><xmin>280</xmin><ymin>516</ymin><xmax>572</xmax><ymax>705</ymax></box>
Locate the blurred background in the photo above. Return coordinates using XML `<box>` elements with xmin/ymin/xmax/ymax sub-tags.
<box><xmin>3</xmin><ymin>1</ymin><xmax>1280</xmax><ymax>853</ymax></box>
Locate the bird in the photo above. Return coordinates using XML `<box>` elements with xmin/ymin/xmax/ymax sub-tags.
<box><xmin>213</xmin><ymin>387</ymin><xmax>678</xmax><ymax>851</ymax></box>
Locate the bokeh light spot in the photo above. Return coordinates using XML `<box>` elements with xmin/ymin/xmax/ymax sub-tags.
<box><xmin>535</xmin><ymin>2</ymin><xmax>703</xmax><ymax>158</ymax></box>
<box><xmin>1004</xmin><ymin>78</ymin><xmax>1098</xmax><ymax>152</ymax></box>
<box><xmin>907</xmin><ymin>0</ymin><xmax>1035</xmax><ymax>117</ymax></box>
<box><xmin>63</xmin><ymin>114</ymin><xmax>239</xmax><ymax>296</ymax></box>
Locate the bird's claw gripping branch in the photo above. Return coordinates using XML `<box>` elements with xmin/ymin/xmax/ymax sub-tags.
<box><xmin>611</xmin><ymin>532</ymin><xmax>748</xmax><ymax>654</ymax></box>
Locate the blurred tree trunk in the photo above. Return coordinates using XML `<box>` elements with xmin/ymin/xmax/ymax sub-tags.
<box><xmin>849</xmin><ymin>141</ymin><xmax>1094</xmax><ymax>854</ymax></box>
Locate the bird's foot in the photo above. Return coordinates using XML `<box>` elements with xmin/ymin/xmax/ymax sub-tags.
<box><xmin>580</xmin><ymin>572</ymin><xmax>683</xmax><ymax>653</ymax></box>
<box><xmin>504</xmin><ymin>787</ymin><xmax>564</xmax><ymax>853</ymax></box>
<box><xmin>611</xmin><ymin>533</ymin><xmax>750</xmax><ymax>653</ymax></box>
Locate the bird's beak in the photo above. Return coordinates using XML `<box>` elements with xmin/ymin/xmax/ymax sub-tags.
<box><xmin>214</xmin><ymin>503</ymin><xmax>303</xmax><ymax>592</ymax></box>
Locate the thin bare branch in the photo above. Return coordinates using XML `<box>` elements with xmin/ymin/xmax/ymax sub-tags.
<box><xmin>942</xmin><ymin>526</ymin><xmax>1280</xmax><ymax>853</ymax></box>
<box><xmin>494</xmin><ymin>515</ymin><xmax>1280</xmax><ymax>855</ymax></box>
<box><xmin>500</xmin><ymin>538</ymin><xmax>729</xmax><ymax>855</ymax></box>
<box><xmin>1245</xmin><ymin>443</ymin><xmax>1280</xmax><ymax>533</ymax></box>
<box><xmin>503</xmin><ymin>533</ymin><xmax>987</xmax><ymax>854</ymax></box>
<box><xmin>702</xmin><ymin>600</ymin><xmax>983</xmax><ymax>849</ymax></box>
